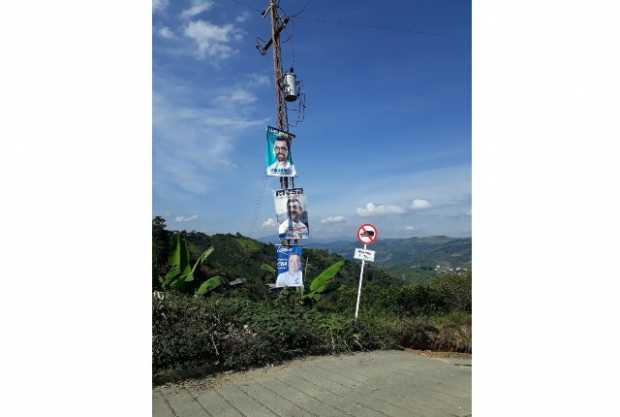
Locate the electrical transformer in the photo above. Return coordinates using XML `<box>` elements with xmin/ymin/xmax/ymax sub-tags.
<box><xmin>283</xmin><ymin>68</ymin><xmax>298</xmax><ymax>102</ymax></box>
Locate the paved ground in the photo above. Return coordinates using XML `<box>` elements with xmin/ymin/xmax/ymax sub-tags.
<box><xmin>153</xmin><ymin>350</ymin><xmax>471</xmax><ymax>417</ymax></box>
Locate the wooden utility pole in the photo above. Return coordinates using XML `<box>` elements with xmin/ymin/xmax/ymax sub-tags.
<box><xmin>268</xmin><ymin>1</ymin><xmax>289</xmax><ymax>132</ymax></box>
<box><xmin>260</xmin><ymin>0</ymin><xmax>291</xmax><ymax>190</ymax></box>
<box><xmin>259</xmin><ymin>0</ymin><xmax>299</xmax><ymax>248</ymax></box>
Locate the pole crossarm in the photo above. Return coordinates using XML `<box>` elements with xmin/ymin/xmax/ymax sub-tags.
<box><xmin>256</xmin><ymin>17</ymin><xmax>289</xmax><ymax>55</ymax></box>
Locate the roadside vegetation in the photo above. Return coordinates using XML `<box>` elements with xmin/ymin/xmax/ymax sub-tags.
<box><xmin>152</xmin><ymin>217</ymin><xmax>471</xmax><ymax>384</ymax></box>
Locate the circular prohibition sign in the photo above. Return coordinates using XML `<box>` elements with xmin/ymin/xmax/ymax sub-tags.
<box><xmin>356</xmin><ymin>224</ymin><xmax>379</xmax><ymax>245</ymax></box>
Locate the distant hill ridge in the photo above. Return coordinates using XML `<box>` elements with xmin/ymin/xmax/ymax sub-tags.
<box><xmin>179</xmin><ymin>232</ymin><xmax>470</xmax><ymax>286</ymax></box>
<box><xmin>306</xmin><ymin>236</ymin><xmax>470</xmax><ymax>267</ymax></box>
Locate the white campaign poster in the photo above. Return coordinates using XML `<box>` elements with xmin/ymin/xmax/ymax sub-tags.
<box><xmin>274</xmin><ymin>188</ymin><xmax>309</xmax><ymax>240</ymax></box>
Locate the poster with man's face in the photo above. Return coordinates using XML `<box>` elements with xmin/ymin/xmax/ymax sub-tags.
<box><xmin>265</xmin><ymin>126</ymin><xmax>296</xmax><ymax>177</ymax></box>
<box><xmin>274</xmin><ymin>188</ymin><xmax>309</xmax><ymax>240</ymax></box>
<box><xmin>276</xmin><ymin>245</ymin><xmax>303</xmax><ymax>288</ymax></box>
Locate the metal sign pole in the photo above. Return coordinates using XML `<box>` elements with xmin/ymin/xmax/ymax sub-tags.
<box><xmin>354</xmin><ymin>243</ymin><xmax>367</xmax><ymax>320</ymax></box>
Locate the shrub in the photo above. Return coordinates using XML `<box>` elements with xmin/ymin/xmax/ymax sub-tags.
<box><xmin>152</xmin><ymin>277</ymin><xmax>472</xmax><ymax>384</ymax></box>
<box><xmin>152</xmin><ymin>292</ymin><xmax>415</xmax><ymax>384</ymax></box>
<box><xmin>399</xmin><ymin>318</ymin><xmax>440</xmax><ymax>350</ymax></box>
<box><xmin>396</xmin><ymin>285</ymin><xmax>448</xmax><ymax>316</ymax></box>
<box><xmin>397</xmin><ymin>314</ymin><xmax>472</xmax><ymax>353</ymax></box>
<box><xmin>433</xmin><ymin>321</ymin><xmax>471</xmax><ymax>352</ymax></box>
<box><xmin>431</xmin><ymin>273</ymin><xmax>472</xmax><ymax>312</ymax></box>
<box><xmin>152</xmin><ymin>293</ymin><xmax>249</xmax><ymax>379</ymax></box>
<box><xmin>433</xmin><ymin>311</ymin><xmax>472</xmax><ymax>352</ymax></box>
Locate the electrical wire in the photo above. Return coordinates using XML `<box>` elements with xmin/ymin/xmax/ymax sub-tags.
<box><xmin>289</xmin><ymin>0</ymin><xmax>313</xmax><ymax>19</ymax></box>
<box><xmin>290</xmin><ymin>14</ymin><xmax>443</xmax><ymax>36</ymax></box>
<box><xmin>291</xmin><ymin>20</ymin><xmax>296</xmax><ymax>68</ymax></box>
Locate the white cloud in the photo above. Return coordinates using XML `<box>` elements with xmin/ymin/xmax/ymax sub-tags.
<box><xmin>304</xmin><ymin>164</ymin><xmax>470</xmax><ymax>237</ymax></box>
<box><xmin>202</xmin><ymin>115</ymin><xmax>264</xmax><ymax>129</ymax></box>
<box><xmin>158</xmin><ymin>26</ymin><xmax>175</xmax><ymax>39</ymax></box>
<box><xmin>262</xmin><ymin>218</ymin><xmax>275</xmax><ymax>228</ymax></box>
<box><xmin>184</xmin><ymin>20</ymin><xmax>241</xmax><ymax>60</ymax></box>
<box><xmin>153</xmin><ymin>76</ymin><xmax>267</xmax><ymax>196</ymax></box>
<box><xmin>356</xmin><ymin>202</ymin><xmax>405</xmax><ymax>217</ymax></box>
<box><xmin>321</xmin><ymin>216</ymin><xmax>347</xmax><ymax>224</ymax></box>
<box><xmin>411</xmin><ymin>199</ymin><xmax>432</xmax><ymax>210</ymax></box>
<box><xmin>405</xmin><ymin>225</ymin><xmax>416</xmax><ymax>231</ymax></box>
<box><xmin>180</xmin><ymin>0</ymin><xmax>214</xmax><ymax>20</ymax></box>
<box><xmin>153</xmin><ymin>0</ymin><xmax>169</xmax><ymax>13</ymax></box>
<box><xmin>247</xmin><ymin>73</ymin><xmax>270</xmax><ymax>87</ymax></box>
<box><xmin>236</xmin><ymin>11</ymin><xmax>251</xmax><ymax>23</ymax></box>
<box><xmin>175</xmin><ymin>214</ymin><xmax>199</xmax><ymax>223</ymax></box>
<box><xmin>214</xmin><ymin>88</ymin><xmax>257</xmax><ymax>105</ymax></box>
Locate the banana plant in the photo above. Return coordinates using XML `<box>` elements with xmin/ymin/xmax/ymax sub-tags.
<box><xmin>161</xmin><ymin>234</ymin><xmax>214</xmax><ymax>290</ymax></box>
<box><xmin>260</xmin><ymin>263</ymin><xmax>275</xmax><ymax>274</ymax></box>
<box><xmin>303</xmin><ymin>260</ymin><xmax>345</xmax><ymax>302</ymax></box>
<box><xmin>195</xmin><ymin>275</ymin><xmax>224</xmax><ymax>296</ymax></box>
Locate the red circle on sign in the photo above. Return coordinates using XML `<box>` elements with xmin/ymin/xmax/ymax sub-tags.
<box><xmin>356</xmin><ymin>224</ymin><xmax>378</xmax><ymax>245</ymax></box>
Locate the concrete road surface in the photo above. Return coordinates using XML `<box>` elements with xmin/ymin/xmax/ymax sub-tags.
<box><xmin>153</xmin><ymin>350</ymin><xmax>471</xmax><ymax>417</ymax></box>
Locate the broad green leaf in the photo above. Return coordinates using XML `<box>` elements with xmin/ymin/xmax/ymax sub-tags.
<box><xmin>191</xmin><ymin>246</ymin><xmax>214</xmax><ymax>276</ymax></box>
<box><xmin>163</xmin><ymin>234</ymin><xmax>193</xmax><ymax>288</ymax></box>
<box><xmin>167</xmin><ymin>234</ymin><xmax>190</xmax><ymax>271</ymax></box>
<box><xmin>195</xmin><ymin>276</ymin><xmax>223</xmax><ymax>296</ymax></box>
<box><xmin>260</xmin><ymin>263</ymin><xmax>275</xmax><ymax>273</ymax></box>
<box><xmin>310</xmin><ymin>260</ymin><xmax>344</xmax><ymax>293</ymax></box>
<box><xmin>302</xmin><ymin>293</ymin><xmax>321</xmax><ymax>302</ymax></box>
<box><xmin>162</xmin><ymin>268</ymin><xmax>181</xmax><ymax>288</ymax></box>
<box><xmin>180</xmin><ymin>265</ymin><xmax>194</xmax><ymax>283</ymax></box>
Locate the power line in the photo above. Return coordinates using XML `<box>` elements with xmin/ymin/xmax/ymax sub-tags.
<box><xmin>290</xmin><ymin>0</ymin><xmax>313</xmax><ymax>18</ymax></box>
<box><xmin>290</xmin><ymin>14</ymin><xmax>443</xmax><ymax>36</ymax></box>
<box><xmin>279</xmin><ymin>0</ymin><xmax>313</xmax><ymax>19</ymax></box>
<box><xmin>234</xmin><ymin>0</ymin><xmax>441</xmax><ymax>36</ymax></box>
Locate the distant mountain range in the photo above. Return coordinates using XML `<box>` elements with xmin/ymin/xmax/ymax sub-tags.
<box><xmin>258</xmin><ymin>235</ymin><xmax>471</xmax><ymax>284</ymax></box>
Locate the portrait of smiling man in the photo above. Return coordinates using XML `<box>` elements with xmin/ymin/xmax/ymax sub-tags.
<box><xmin>275</xmin><ymin>251</ymin><xmax>303</xmax><ymax>288</ymax></box>
<box><xmin>278</xmin><ymin>197</ymin><xmax>309</xmax><ymax>239</ymax></box>
<box><xmin>266</xmin><ymin>127</ymin><xmax>296</xmax><ymax>177</ymax></box>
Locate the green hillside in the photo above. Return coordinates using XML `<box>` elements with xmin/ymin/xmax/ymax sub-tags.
<box><xmin>153</xmin><ymin>217</ymin><xmax>403</xmax><ymax>299</ymax></box>
<box><xmin>309</xmin><ymin>236</ymin><xmax>471</xmax><ymax>284</ymax></box>
<box><xmin>152</xmin><ymin>217</ymin><xmax>471</xmax><ymax>384</ymax></box>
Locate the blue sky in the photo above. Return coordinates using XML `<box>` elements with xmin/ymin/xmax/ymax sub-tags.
<box><xmin>153</xmin><ymin>0</ymin><xmax>471</xmax><ymax>240</ymax></box>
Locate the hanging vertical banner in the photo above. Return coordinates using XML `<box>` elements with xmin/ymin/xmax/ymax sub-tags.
<box><xmin>276</xmin><ymin>245</ymin><xmax>304</xmax><ymax>287</ymax></box>
<box><xmin>265</xmin><ymin>126</ymin><xmax>296</xmax><ymax>177</ymax></box>
<box><xmin>274</xmin><ymin>188</ymin><xmax>310</xmax><ymax>240</ymax></box>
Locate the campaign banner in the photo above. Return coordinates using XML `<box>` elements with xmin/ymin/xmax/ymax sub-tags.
<box><xmin>274</xmin><ymin>188</ymin><xmax>309</xmax><ymax>240</ymax></box>
<box><xmin>265</xmin><ymin>126</ymin><xmax>296</xmax><ymax>177</ymax></box>
<box><xmin>276</xmin><ymin>245</ymin><xmax>304</xmax><ymax>288</ymax></box>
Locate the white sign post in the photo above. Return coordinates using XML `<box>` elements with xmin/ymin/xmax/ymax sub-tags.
<box><xmin>354</xmin><ymin>224</ymin><xmax>378</xmax><ymax>320</ymax></box>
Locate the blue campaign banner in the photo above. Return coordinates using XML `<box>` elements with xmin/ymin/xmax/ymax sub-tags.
<box><xmin>275</xmin><ymin>245</ymin><xmax>303</xmax><ymax>288</ymax></box>
<box><xmin>265</xmin><ymin>126</ymin><xmax>296</xmax><ymax>177</ymax></box>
